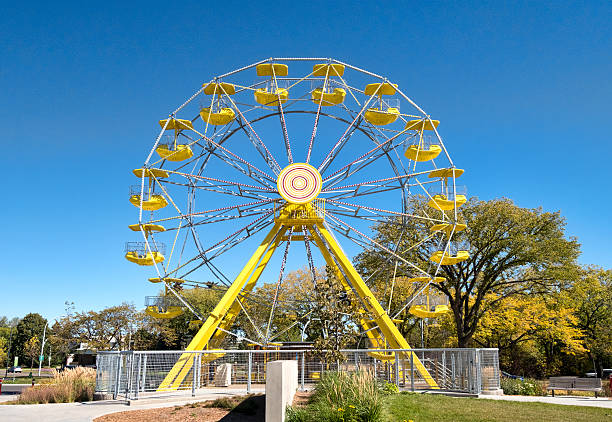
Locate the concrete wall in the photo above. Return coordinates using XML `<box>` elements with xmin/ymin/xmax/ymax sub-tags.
<box><xmin>265</xmin><ymin>360</ymin><xmax>298</xmax><ymax>422</ymax></box>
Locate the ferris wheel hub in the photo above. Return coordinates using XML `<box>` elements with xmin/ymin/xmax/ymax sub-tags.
<box><xmin>277</xmin><ymin>163</ymin><xmax>322</xmax><ymax>204</ymax></box>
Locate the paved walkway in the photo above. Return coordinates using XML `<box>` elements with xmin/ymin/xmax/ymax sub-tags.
<box><xmin>479</xmin><ymin>394</ymin><xmax>612</xmax><ymax>409</ymax></box>
<box><xmin>0</xmin><ymin>388</ymin><xmax>264</xmax><ymax>422</ymax></box>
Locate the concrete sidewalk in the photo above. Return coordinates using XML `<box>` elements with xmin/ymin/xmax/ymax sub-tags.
<box><xmin>0</xmin><ymin>388</ymin><xmax>263</xmax><ymax>422</ymax></box>
<box><xmin>479</xmin><ymin>394</ymin><xmax>612</xmax><ymax>409</ymax></box>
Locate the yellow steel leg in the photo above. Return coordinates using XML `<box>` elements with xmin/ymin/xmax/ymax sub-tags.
<box><xmin>313</xmin><ymin>223</ymin><xmax>439</xmax><ymax>388</ymax></box>
<box><xmin>208</xmin><ymin>226</ymin><xmax>288</xmax><ymax>348</ymax></box>
<box><xmin>307</xmin><ymin>226</ymin><xmax>396</xmax><ymax>360</ymax></box>
<box><xmin>158</xmin><ymin>223</ymin><xmax>285</xmax><ymax>391</ymax></box>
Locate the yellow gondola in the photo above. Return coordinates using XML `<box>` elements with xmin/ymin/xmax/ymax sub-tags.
<box><xmin>129</xmin><ymin>193</ymin><xmax>168</xmax><ymax>211</ymax></box>
<box><xmin>199</xmin><ymin>107</ymin><xmax>235</xmax><ymax>125</ymax></box>
<box><xmin>430</xmin><ymin>223</ymin><xmax>467</xmax><ymax>236</ymax></box>
<box><xmin>155</xmin><ymin>144</ymin><xmax>193</xmax><ymax>162</ymax></box>
<box><xmin>407</xmin><ymin>276</ymin><xmax>446</xmax><ymax>283</ymax></box>
<box><xmin>202</xmin><ymin>82</ymin><xmax>236</xmax><ymax>96</ymax></box>
<box><xmin>428</xmin><ymin>168</ymin><xmax>464</xmax><ymax>179</ymax></box>
<box><xmin>404</xmin><ymin>144</ymin><xmax>442</xmax><ymax>161</ymax></box>
<box><xmin>148</xmin><ymin>277</ymin><xmax>185</xmax><ymax>284</ymax></box>
<box><xmin>158</xmin><ymin>119</ymin><xmax>193</xmax><ymax>131</ymax></box>
<box><xmin>430</xmin><ymin>250</ymin><xmax>470</xmax><ymax>265</ymax></box>
<box><xmin>145</xmin><ymin>306</ymin><xmax>183</xmax><ymax>319</ymax></box>
<box><xmin>128</xmin><ymin>223</ymin><xmax>166</xmax><ymax>233</ymax></box>
<box><xmin>364</xmin><ymin>108</ymin><xmax>399</xmax><ymax>126</ymax></box>
<box><xmin>312</xmin><ymin>63</ymin><xmax>345</xmax><ymax>77</ymax></box>
<box><xmin>404</xmin><ymin>119</ymin><xmax>442</xmax><ymax>161</ymax></box>
<box><xmin>200</xmin><ymin>82</ymin><xmax>236</xmax><ymax>125</ymax></box>
<box><xmin>311</xmin><ymin>88</ymin><xmax>346</xmax><ymax>106</ymax></box>
<box><xmin>364</xmin><ymin>83</ymin><xmax>397</xmax><ymax>96</ymax></box>
<box><xmin>427</xmin><ymin>194</ymin><xmax>467</xmax><ymax>210</ymax></box>
<box><xmin>254</xmin><ymin>88</ymin><xmax>288</xmax><ymax>106</ymax></box>
<box><xmin>409</xmin><ymin>304</ymin><xmax>450</xmax><ymax>318</ymax></box>
<box><xmin>405</xmin><ymin>119</ymin><xmax>440</xmax><ymax>131</ymax></box>
<box><xmin>132</xmin><ymin>168</ymin><xmax>169</xmax><ymax>179</ymax></box>
<box><xmin>125</xmin><ymin>251</ymin><xmax>165</xmax><ymax>266</ymax></box>
<box><xmin>363</xmin><ymin>82</ymin><xmax>400</xmax><ymax>126</ymax></box>
<box><xmin>256</xmin><ymin>63</ymin><xmax>288</xmax><ymax>76</ymax></box>
<box><xmin>157</xmin><ymin>119</ymin><xmax>193</xmax><ymax>162</ymax></box>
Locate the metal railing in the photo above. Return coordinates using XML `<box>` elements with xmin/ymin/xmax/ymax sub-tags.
<box><xmin>95</xmin><ymin>348</ymin><xmax>499</xmax><ymax>400</ymax></box>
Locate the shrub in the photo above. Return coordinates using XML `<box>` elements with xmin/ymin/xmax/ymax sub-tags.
<box><xmin>380</xmin><ymin>381</ymin><xmax>399</xmax><ymax>395</ymax></box>
<box><xmin>17</xmin><ymin>367</ymin><xmax>96</xmax><ymax>404</ymax></box>
<box><xmin>500</xmin><ymin>377</ymin><xmax>545</xmax><ymax>396</ymax></box>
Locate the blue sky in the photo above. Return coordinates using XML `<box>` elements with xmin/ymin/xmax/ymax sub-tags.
<box><xmin>2</xmin><ymin>0</ymin><xmax>611</xmax><ymax>323</ymax></box>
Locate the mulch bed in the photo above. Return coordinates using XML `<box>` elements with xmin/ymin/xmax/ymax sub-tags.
<box><xmin>95</xmin><ymin>395</ymin><xmax>266</xmax><ymax>422</ymax></box>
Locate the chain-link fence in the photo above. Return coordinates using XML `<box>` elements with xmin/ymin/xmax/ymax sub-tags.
<box><xmin>96</xmin><ymin>348</ymin><xmax>500</xmax><ymax>400</ymax></box>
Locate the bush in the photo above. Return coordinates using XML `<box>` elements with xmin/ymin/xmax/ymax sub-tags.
<box><xmin>500</xmin><ymin>377</ymin><xmax>545</xmax><ymax>396</ymax></box>
<box><xmin>287</xmin><ymin>370</ymin><xmax>383</xmax><ymax>422</ymax></box>
<box><xmin>17</xmin><ymin>367</ymin><xmax>96</xmax><ymax>404</ymax></box>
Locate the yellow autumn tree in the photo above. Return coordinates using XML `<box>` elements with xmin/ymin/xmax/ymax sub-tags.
<box><xmin>474</xmin><ymin>293</ymin><xmax>584</xmax><ymax>376</ymax></box>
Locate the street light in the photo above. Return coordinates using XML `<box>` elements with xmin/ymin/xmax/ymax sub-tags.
<box><xmin>38</xmin><ymin>323</ymin><xmax>48</xmax><ymax>377</ymax></box>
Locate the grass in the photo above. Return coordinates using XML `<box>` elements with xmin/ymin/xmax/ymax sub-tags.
<box><xmin>12</xmin><ymin>367</ymin><xmax>96</xmax><ymax>404</ymax></box>
<box><xmin>384</xmin><ymin>393</ymin><xmax>612</xmax><ymax>422</ymax></box>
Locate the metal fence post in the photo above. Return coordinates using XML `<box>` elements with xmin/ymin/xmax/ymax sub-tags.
<box><xmin>394</xmin><ymin>353</ymin><xmax>400</xmax><ymax>388</ymax></box>
<box><xmin>300</xmin><ymin>352</ymin><xmax>305</xmax><ymax>391</ymax></box>
<box><xmin>113</xmin><ymin>353</ymin><xmax>122</xmax><ymax>400</ymax></box>
<box><xmin>475</xmin><ymin>349</ymin><xmax>481</xmax><ymax>394</ymax></box>
<box><xmin>135</xmin><ymin>354</ymin><xmax>141</xmax><ymax>400</ymax></box>
<box><xmin>125</xmin><ymin>352</ymin><xmax>134</xmax><ymax>399</ymax></box>
<box><xmin>451</xmin><ymin>353</ymin><xmax>456</xmax><ymax>389</ymax></box>
<box><xmin>192</xmin><ymin>353</ymin><xmax>197</xmax><ymax>397</ymax></box>
<box><xmin>410</xmin><ymin>352</ymin><xmax>415</xmax><ymax>392</ymax></box>
<box><xmin>442</xmin><ymin>351</ymin><xmax>446</xmax><ymax>389</ymax></box>
<box><xmin>247</xmin><ymin>351</ymin><xmax>252</xmax><ymax>394</ymax></box>
<box><xmin>141</xmin><ymin>354</ymin><xmax>147</xmax><ymax>392</ymax></box>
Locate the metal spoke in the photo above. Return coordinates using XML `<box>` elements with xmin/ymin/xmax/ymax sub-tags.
<box><xmin>264</xmin><ymin>228</ymin><xmax>293</xmax><ymax>344</ymax></box>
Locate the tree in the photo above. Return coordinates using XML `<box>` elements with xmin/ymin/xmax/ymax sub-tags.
<box><xmin>73</xmin><ymin>303</ymin><xmax>139</xmax><ymax>350</ymax></box>
<box><xmin>355</xmin><ymin>198</ymin><xmax>581</xmax><ymax>347</ymax></box>
<box><xmin>0</xmin><ymin>337</ymin><xmax>8</xmax><ymax>368</ymax></box>
<box><xmin>473</xmin><ymin>293</ymin><xmax>585</xmax><ymax>376</ymax></box>
<box><xmin>12</xmin><ymin>313</ymin><xmax>47</xmax><ymax>365</ymax></box>
<box><xmin>570</xmin><ymin>268</ymin><xmax>612</xmax><ymax>377</ymax></box>
<box><xmin>24</xmin><ymin>336</ymin><xmax>40</xmax><ymax>369</ymax></box>
<box><xmin>310</xmin><ymin>266</ymin><xmax>361</xmax><ymax>364</ymax></box>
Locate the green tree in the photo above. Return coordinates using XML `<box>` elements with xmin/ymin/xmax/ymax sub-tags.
<box><xmin>570</xmin><ymin>268</ymin><xmax>612</xmax><ymax>377</ymax></box>
<box><xmin>310</xmin><ymin>266</ymin><xmax>361</xmax><ymax>364</ymax></box>
<box><xmin>73</xmin><ymin>303</ymin><xmax>139</xmax><ymax>350</ymax></box>
<box><xmin>355</xmin><ymin>198</ymin><xmax>581</xmax><ymax>347</ymax></box>
<box><xmin>12</xmin><ymin>313</ymin><xmax>47</xmax><ymax>365</ymax></box>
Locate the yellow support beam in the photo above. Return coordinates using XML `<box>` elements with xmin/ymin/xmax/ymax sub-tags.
<box><xmin>313</xmin><ymin>223</ymin><xmax>439</xmax><ymax>388</ymax></box>
<box><xmin>157</xmin><ymin>223</ymin><xmax>284</xmax><ymax>391</ymax></box>
<box><xmin>208</xmin><ymin>226</ymin><xmax>288</xmax><ymax>348</ymax></box>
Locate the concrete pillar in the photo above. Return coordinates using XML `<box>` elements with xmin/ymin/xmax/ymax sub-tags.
<box><xmin>265</xmin><ymin>360</ymin><xmax>298</xmax><ymax>422</ymax></box>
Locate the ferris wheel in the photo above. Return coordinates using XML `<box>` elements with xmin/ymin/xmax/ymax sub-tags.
<box><xmin>125</xmin><ymin>57</ymin><xmax>467</xmax><ymax>390</ymax></box>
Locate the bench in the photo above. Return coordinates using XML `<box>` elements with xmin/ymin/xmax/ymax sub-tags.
<box><xmin>547</xmin><ymin>376</ymin><xmax>603</xmax><ymax>397</ymax></box>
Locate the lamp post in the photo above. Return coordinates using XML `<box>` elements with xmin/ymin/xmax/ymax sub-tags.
<box><xmin>38</xmin><ymin>323</ymin><xmax>48</xmax><ymax>376</ymax></box>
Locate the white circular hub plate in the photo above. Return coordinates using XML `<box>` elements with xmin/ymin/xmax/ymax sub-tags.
<box><xmin>277</xmin><ymin>163</ymin><xmax>322</xmax><ymax>204</ymax></box>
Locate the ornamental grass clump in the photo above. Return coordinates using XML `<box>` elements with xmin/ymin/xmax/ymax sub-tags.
<box><xmin>287</xmin><ymin>370</ymin><xmax>384</xmax><ymax>422</ymax></box>
<box><xmin>18</xmin><ymin>367</ymin><xmax>96</xmax><ymax>404</ymax></box>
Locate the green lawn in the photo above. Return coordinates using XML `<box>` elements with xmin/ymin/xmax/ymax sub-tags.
<box><xmin>385</xmin><ymin>393</ymin><xmax>612</xmax><ymax>422</ymax></box>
